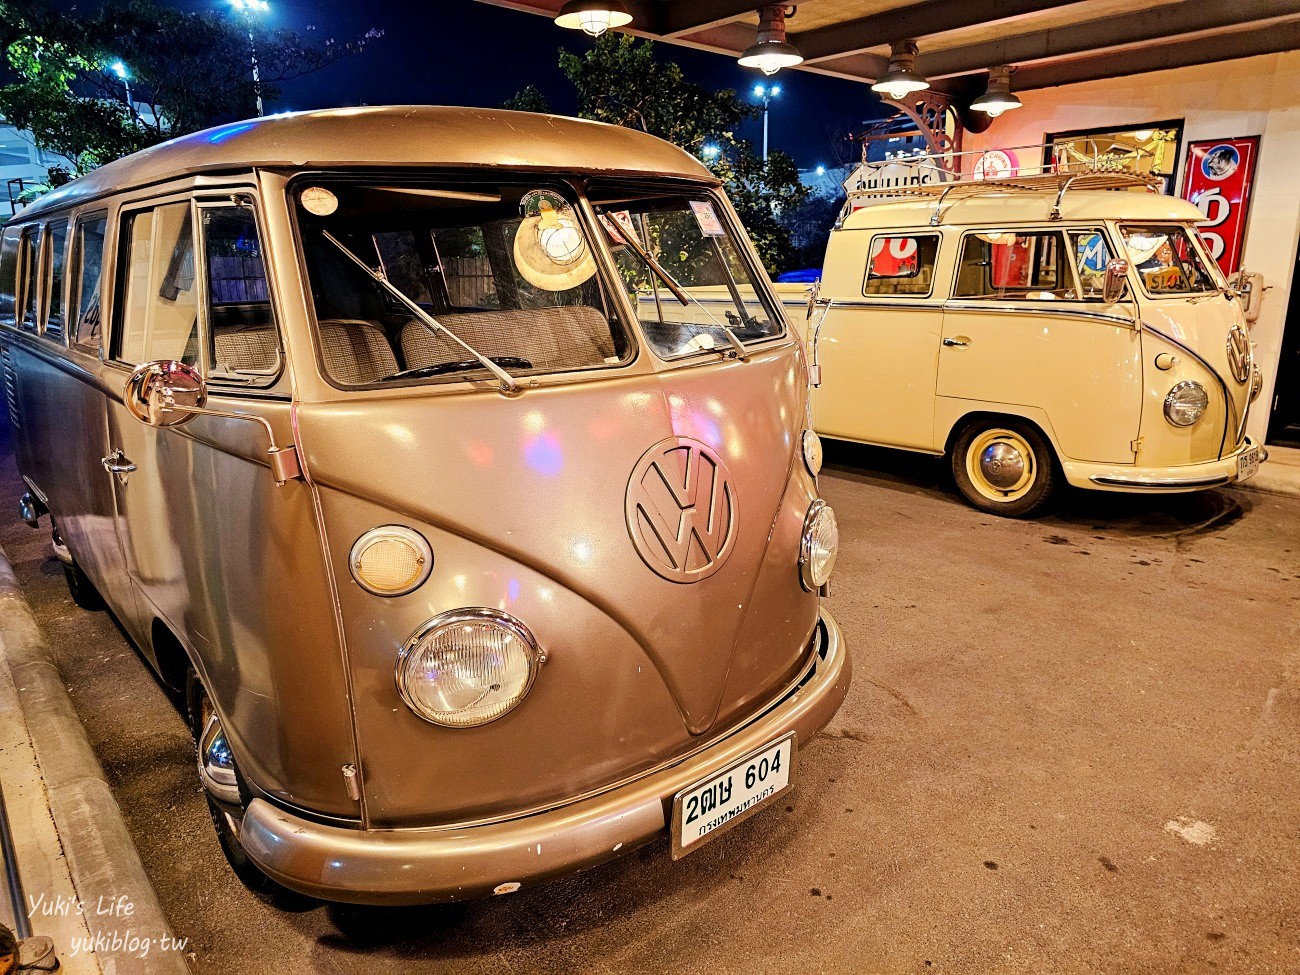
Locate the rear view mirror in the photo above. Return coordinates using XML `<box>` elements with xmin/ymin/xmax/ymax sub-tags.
<box><xmin>124</xmin><ymin>360</ymin><xmax>207</xmax><ymax>427</ymax></box>
<box><xmin>122</xmin><ymin>359</ymin><xmax>302</xmax><ymax>484</ymax></box>
<box><xmin>1103</xmin><ymin>258</ymin><xmax>1130</xmax><ymax>304</ymax></box>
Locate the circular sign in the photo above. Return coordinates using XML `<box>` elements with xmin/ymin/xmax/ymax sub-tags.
<box><xmin>1201</xmin><ymin>145</ymin><xmax>1240</xmax><ymax>181</ymax></box>
<box><xmin>625</xmin><ymin>437</ymin><xmax>737</xmax><ymax>584</ymax></box>
<box><xmin>972</xmin><ymin>149</ymin><xmax>1019</xmax><ymax>181</ymax></box>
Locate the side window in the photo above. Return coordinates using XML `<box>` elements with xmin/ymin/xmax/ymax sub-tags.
<box><xmin>1068</xmin><ymin>230</ymin><xmax>1112</xmax><ymax>301</ymax></box>
<box><xmin>71</xmin><ymin>213</ymin><xmax>108</xmax><ymax>353</ymax></box>
<box><xmin>202</xmin><ymin>205</ymin><xmax>280</xmax><ymax>382</ymax></box>
<box><xmin>114</xmin><ymin>202</ymin><xmax>199</xmax><ymax>366</ymax></box>
<box><xmin>43</xmin><ymin>219</ymin><xmax>69</xmax><ymax>340</ymax></box>
<box><xmin>863</xmin><ymin>234</ymin><xmax>940</xmax><ymax>297</ymax></box>
<box><xmin>18</xmin><ymin>226</ymin><xmax>41</xmax><ymax>331</ymax></box>
<box><xmin>0</xmin><ymin>226</ymin><xmax>19</xmax><ymax>325</ymax></box>
<box><xmin>955</xmin><ymin>231</ymin><xmax>1076</xmax><ymax>300</ymax></box>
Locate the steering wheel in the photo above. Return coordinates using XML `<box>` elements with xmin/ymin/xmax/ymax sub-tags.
<box><xmin>380</xmin><ymin>356</ymin><xmax>533</xmax><ymax>382</ymax></box>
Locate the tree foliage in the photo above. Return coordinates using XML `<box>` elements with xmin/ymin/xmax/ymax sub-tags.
<box><xmin>510</xmin><ymin>35</ymin><xmax>811</xmax><ymax>273</ymax></box>
<box><xmin>0</xmin><ymin>0</ymin><xmax>380</xmax><ymax>177</ymax></box>
<box><xmin>499</xmin><ymin>84</ymin><xmax>551</xmax><ymax>114</ymax></box>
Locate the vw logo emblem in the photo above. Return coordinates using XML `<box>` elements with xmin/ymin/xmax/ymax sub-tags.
<box><xmin>1226</xmin><ymin>324</ymin><xmax>1251</xmax><ymax>384</ymax></box>
<box><xmin>625</xmin><ymin>437</ymin><xmax>737</xmax><ymax>584</ymax></box>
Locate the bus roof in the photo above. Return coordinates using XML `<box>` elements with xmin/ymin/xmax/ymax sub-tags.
<box><xmin>17</xmin><ymin>106</ymin><xmax>717</xmax><ymax>221</ymax></box>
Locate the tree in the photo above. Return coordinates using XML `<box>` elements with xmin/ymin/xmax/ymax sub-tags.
<box><xmin>508</xmin><ymin>34</ymin><xmax>810</xmax><ymax>273</ymax></box>
<box><xmin>499</xmin><ymin>84</ymin><xmax>551</xmax><ymax>114</ymax></box>
<box><xmin>0</xmin><ymin>0</ymin><xmax>380</xmax><ymax>177</ymax></box>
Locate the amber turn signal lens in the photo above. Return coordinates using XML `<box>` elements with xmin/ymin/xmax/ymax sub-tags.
<box><xmin>349</xmin><ymin>526</ymin><xmax>432</xmax><ymax>596</ymax></box>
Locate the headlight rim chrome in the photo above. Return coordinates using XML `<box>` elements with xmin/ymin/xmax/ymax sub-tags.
<box><xmin>801</xmin><ymin>429</ymin><xmax>823</xmax><ymax>477</ymax></box>
<box><xmin>1163</xmin><ymin>380</ymin><xmax>1209</xmax><ymax>428</ymax></box>
<box><xmin>395</xmin><ymin>608</ymin><xmax>545</xmax><ymax>729</ymax></box>
<box><xmin>349</xmin><ymin>525</ymin><xmax>433</xmax><ymax>597</ymax></box>
<box><xmin>799</xmin><ymin>498</ymin><xmax>839</xmax><ymax>591</ymax></box>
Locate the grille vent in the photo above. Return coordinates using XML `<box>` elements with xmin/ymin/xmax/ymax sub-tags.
<box><xmin>1</xmin><ymin>345</ymin><xmax>20</xmax><ymax>429</ymax></box>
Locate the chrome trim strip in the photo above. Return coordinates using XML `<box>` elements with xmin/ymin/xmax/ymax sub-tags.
<box><xmin>1089</xmin><ymin>474</ymin><xmax>1231</xmax><ymax>489</ymax></box>
<box><xmin>782</xmin><ymin>297</ymin><xmax>942</xmax><ymax>313</ymax></box>
<box><xmin>942</xmin><ymin>301</ymin><xmax>1137</xmax><ymax>328</ymax></box>
<box><xmin>1140</xmin><ymin>321</ymin><xmax>1233</xmax><ymax>459</ymax></box>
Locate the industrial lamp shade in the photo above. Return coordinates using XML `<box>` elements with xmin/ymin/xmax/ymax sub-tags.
<box><xmin>554</xmin><ymin>0</ymin><xmax>633</xmax><ymax>36</ymax></box>
<box><xmin>737</xmin><ymin>5</ymin><xmax>804</xmax><ymax>76</ymax></box>
<box><xmin>970</xmin><ymin>66</ymin><xmax>1022</xmax><ymax>118</ymax></box>
<box><xmin>871</xmin><ymin>40</ymin><xmax>930</xmax><ymax>100</ymax></box>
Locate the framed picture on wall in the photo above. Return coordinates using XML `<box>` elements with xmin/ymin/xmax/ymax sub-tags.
<box><xmin>1045</xmin><ymin>120</ymin><xmax>1184</xmax><ymax>191</ymax></box>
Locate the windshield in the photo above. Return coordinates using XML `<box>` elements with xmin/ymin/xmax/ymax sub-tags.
<box><xmin>588</xmin><ymin>186</ymin><xmax>784</xmax><ymax>359</ymax></box>
<box><xmin>1119</xmin><ymin>224</ymin><xmax>1218</xmax><ymax>296</ymax></box>
<box><xmin>295</xmin><ymin>179</ymin><xmax>631</xmax><ymax>387</ymax></box>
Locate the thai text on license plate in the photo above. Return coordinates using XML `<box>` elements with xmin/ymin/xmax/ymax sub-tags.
<box><xmin>671</xmin><ymin>734</ymin><xmax>795</xmax><ymax>859</ymax></box>
<box><xmin>1237</xmin><ymin>446</ymin><xmax>1260</xmax><ymax>482</ymax></box>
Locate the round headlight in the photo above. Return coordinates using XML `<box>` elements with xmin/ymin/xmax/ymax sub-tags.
<box><xmin>799</xmin><ymin>499</ymin><xmax>839</xmax><ymax>591</ymax></box>
<box><xmin>1164</xmin><ymin>381</ymin><xmax>1209</xmax><ymax>427</ymax></box>
<box><xmin>350</xmin><ymin>526</ymin><xmax>432</xmax><ymax>596</ymax></box>
<box><xmin>802</xmin><ymin>429</ymin><xmax>823</xmax><ymax>477</ymax></box>
<box><xmin>396</xmin><ymin>609</ymin><xmax>544</xmax><ymax>728</ymax></box>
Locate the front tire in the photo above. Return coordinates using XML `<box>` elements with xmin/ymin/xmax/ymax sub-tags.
<box><xmin>62</xmin><ymin>560</ymin><xmax>104</xmax><ymax>610</ymax></box>
<box><xmin>185</xmin><ymin>668</ymin><xmax>312</xmax><ymax>907</ymax></box>
<box><xmin>951</xmin><ymin>420</ymin><xmax>1057</xmax><ymax>518</ymax></box>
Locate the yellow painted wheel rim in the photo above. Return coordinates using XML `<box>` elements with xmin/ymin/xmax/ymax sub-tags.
<box><xmin>966</xmin><ymin>428</ymin><xmax>1036</xmax><ymax>503</ymax></box>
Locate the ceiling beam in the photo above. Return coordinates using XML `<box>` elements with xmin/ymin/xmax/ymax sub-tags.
<box><xmin>917</xmin><ymin>3</ymin><xmax>1300</xmax><ymax>80</ymax></box>
<box><xmin>1011</xmin><ymin>19</ymin><xmax>1300</xmax><ymax>90</ymax></box>
<box><xmin>793</xmin><ymin>0</ymin><xmax>1081</xmax><ymax>64</ymax></box>
<box><xmin>658</xmin><ymin>0</ymin><xmax>762</xmax><ymax>36</ymax></box>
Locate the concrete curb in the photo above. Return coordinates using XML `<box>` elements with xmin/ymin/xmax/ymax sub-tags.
<box><xmin>0</xmin><ymin>547</ymin><xmax>189</xmax><ymax>975</ymax></box>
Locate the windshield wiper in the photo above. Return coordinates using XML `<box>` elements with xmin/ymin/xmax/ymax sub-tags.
<box><xmin>600</xmin><ymin>214</ymin><xmax>749</xmax><ymax>361</ymax></box>
<box><xmin>320</xmin><ymin>230</ymin><xmax>518</xmax><ymax>393</ymax></box>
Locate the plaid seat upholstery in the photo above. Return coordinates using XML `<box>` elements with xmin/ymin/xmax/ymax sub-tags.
<box><xmin>400</xmin><ymin>306</ymin><xmax>616</xmax><ymax>374</ymax></box>
<box><xmin>213</xmin><ymin>325</ymin><xmax>279</xmax><ymax>372</ymax></box>
<box><xmin>318</xmin><ymin>319</ymin><xmax>399</xmax><ymax>384</ymax></box>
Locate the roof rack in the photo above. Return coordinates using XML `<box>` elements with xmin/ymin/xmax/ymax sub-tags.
<box><xmin>841</xmin><ymin>139</ymin><xmax>1168</xmax><ymax>226</ymax></box>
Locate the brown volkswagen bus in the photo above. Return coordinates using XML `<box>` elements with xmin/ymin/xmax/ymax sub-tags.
<box><xmin>0</xmin><ymin>107</ymin><xmax>850</xmax><ymax>905</ymax></box>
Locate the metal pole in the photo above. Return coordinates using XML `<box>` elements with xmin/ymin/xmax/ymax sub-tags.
<box><xmin>762</xmin><ymin>97</ymin><xmax>769</xmax><ymax>161</ymax></box>
<box><xmin>248</xmin><ymin>24</ymin><xmax>263</xmax><ymax>116</ymax></box>
<box><xmin>0</xmin><ymin>780</ymin><xmax>32</xmax><ymax>940</ymax></box>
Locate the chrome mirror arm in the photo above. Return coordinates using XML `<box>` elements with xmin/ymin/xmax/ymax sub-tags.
<box><xmin>161</xmin><ymin>402</ymin><xmax>302</xmax><ymax>485</ymax></box>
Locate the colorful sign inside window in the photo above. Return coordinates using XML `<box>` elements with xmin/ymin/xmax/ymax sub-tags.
<box><xmin>1179</xmin><ymin>136</ymin><xmax>1259</xmax><ymax>275</ymax></box>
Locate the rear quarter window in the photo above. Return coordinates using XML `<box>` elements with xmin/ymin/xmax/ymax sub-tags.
<box><xmin>0</xmin><ymin>226</ymin><xmax>19</xmax><ymax>325</ymax></box>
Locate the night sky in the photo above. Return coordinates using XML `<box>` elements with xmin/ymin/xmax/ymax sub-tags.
<box><xmin>163</xmin><ymin>0</ymin><xmax>891</xmax><ymax>171</ymax></box>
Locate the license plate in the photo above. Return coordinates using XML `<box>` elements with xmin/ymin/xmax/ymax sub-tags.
<box><xmin>1237</xmin><ymin>445</ymin><xmax>1261</xmax><ymax>482</ymax></box>
<box><xmin>671</xmin><ymin>733</ymin><xmax>795</xmax><ymax>859</ymax></box>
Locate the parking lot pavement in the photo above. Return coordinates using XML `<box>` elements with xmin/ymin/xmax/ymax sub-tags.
<box><xmin>2</xmin><ymin>430</ymin><xmax>1297</xmax><ymax>975</ymax></box>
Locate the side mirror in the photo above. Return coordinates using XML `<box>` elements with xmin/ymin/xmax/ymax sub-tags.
<box><xmin>1102</xmin><ymin>258</ymin><xmax>1130</xmax><ymax>304</ymax></box>
<box><xmin>122</xmin><ymin>359</ymin><xmax>302</xmax><ymax>484</ymax></box>
<box><xmin>1229</xmin><ymin>269</ymin><xmax>1266</xmax><ymax>325</ymax></box>
<box><xmin>124</xmin><ymin>360</ymin><xmax>206</xmax><ymax>427</ymax></box>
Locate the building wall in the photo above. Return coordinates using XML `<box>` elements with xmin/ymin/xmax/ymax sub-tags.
<box><xmin>0</xmin><ymin>120</ymin><xmax>59</xmax><ymax>221</ymax></box>
<box><xmin>962</xmin><ymin>51</ymin><xmax>1300</xmax><ymax>444</ymax></box>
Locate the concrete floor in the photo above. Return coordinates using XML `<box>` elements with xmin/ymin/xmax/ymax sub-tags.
<box><xmin>2</xmin><ymin>431</ymin><xmax>1298</xmax><ymax>975</ymax></box>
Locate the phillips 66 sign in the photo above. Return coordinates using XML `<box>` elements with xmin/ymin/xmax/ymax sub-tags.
<box><xmin>1180</xmin><ymin>137</ymin><xmax>1259</xmax><ymax>275</ymax></box>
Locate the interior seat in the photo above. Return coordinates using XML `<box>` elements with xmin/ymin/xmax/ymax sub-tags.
<box><xmin>213</xmin><ymin>324</ymin><xmax>279</xmax><ymax>373</ymax></box>
<box><xmin>317</xmin><ymin>318</ymin><xmax>399</xmax><ymax>384</ymax></box>
<box><xmin>400</xmin><ymin>306</ymin><xmax>616</xmax><ymax>374</ymax></box>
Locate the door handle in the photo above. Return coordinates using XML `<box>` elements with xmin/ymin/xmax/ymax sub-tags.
<box><xmin>101</xmin><ymin>450</ymin><xmax>136</xmax><ymax>475</ymax></box>
<box><xmin>942</xmin><ymin>337</ymin><xmax>971</xmax><ymax>347</ymax></box>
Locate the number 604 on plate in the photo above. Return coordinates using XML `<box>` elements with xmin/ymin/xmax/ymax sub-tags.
<box><xmin>670</xmin><ymin>733</ymin><xmax>796</xmax><ymax>859</ymax></box>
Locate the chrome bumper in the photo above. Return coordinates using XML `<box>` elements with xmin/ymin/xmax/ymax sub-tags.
<box><xmin>1076</xmin><ymin>437</ymin><xmax>1264</xmax><ymax>492</ymax></box>
<box><xmin>239</xmin><ymin>609</ymin><xmax>850</xmax><ymax>905</ymax></box>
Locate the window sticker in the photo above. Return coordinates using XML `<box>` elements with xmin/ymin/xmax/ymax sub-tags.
<box><xmin>689</xmin><ymin>200</ymin><xmax>726</xmax><ymax>237</ymax></box>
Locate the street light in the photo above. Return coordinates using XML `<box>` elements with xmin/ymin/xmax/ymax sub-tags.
<box><xmin>108</xmin><ymin>60</ymin><xmax>135</xmax><ymax>119</ymax></box>
<box><xmin>701</xmin><ymin>144</ymin><xmax>721</xmax><ymax>160</ymax></box>
<box><xmin>230</xmin><ymin>0</ymin><xmax>270</xmax><ymax>117</ymax></box>
<box><xmin>753</xmin><ymin>83</ymin><xmax>781</xmax><ymax>162</ymax></box>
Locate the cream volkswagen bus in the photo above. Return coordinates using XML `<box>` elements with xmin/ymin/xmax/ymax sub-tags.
<box><xmin>0</xmin><ymin>107</ymin><xmax>849</xmax><ymax>904</ymax></box>
<box><xmin>791</xmin><ymin>172</ymin><xmax>1263</xmax><ymax>517</ymax></box>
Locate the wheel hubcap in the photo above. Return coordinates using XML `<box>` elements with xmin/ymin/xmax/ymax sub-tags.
<box><xmin>979</xmin><ymin>442</ymin><xmax>1026</xmax><ymax>489</ymax></box>
<box><xmin>966</xmin><ymin>428</ymin><xmax>1037</xmax><ymax>503</ymax></box>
